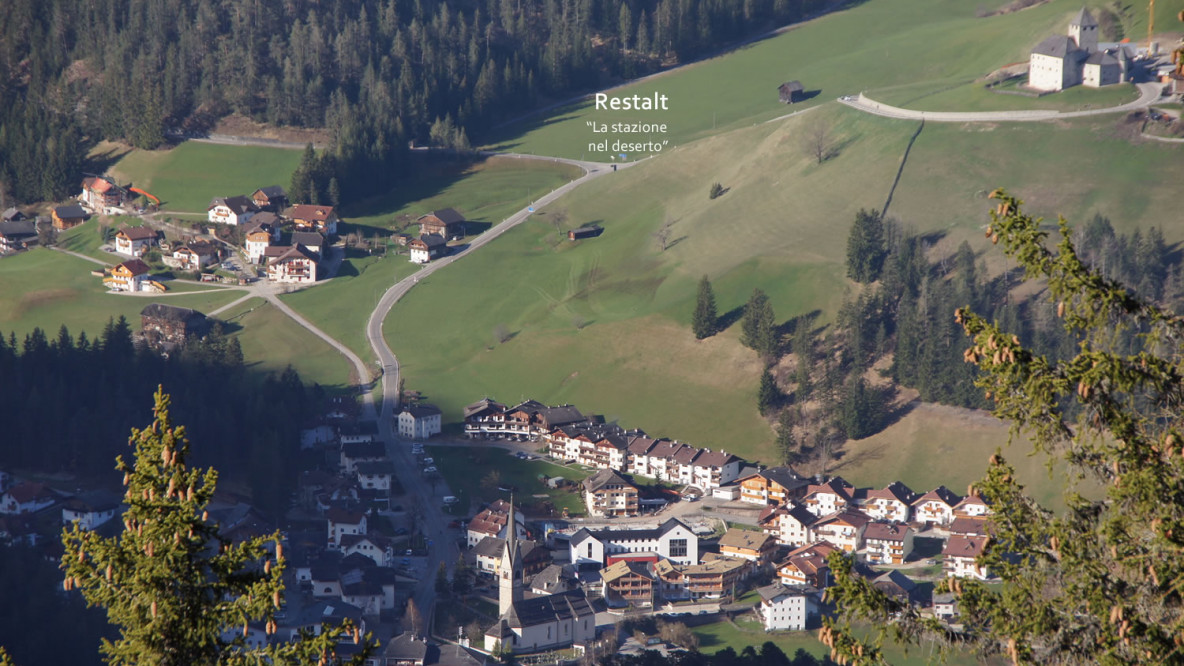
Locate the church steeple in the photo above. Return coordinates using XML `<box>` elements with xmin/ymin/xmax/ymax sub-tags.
<box><xmin>498</xmin><ymin>496</ymin><xmax>523</xmax><ymax>615</ymax></box>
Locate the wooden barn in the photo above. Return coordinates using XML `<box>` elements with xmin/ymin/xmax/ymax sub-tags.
<box><xmin>778</xmin><ymin>81</ymin><xmax>804</xmax><ymax>104</ymax></box>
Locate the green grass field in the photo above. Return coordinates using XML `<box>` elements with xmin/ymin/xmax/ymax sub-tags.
<box><xmin>693</xmin><ymin>618</ymin><xmax>995</xmax><ymax>665</ymax></box>
<box><xmin>108</xmin><ymin>142</ymin><xmax>302</xmax><ymax>212</ymax></box>
<box><xmin>487</xmin><ymin>0</ymin><xmax>1170</xmax><ymax>159</ymax></box>
<box><xmin>56</xmin><ymin>220</ymin><xmax>115</xmax><ymax>264</ymax></box>
<box><xmin>874</xmin><ymin>79</ymin><xmax>1140</xmax><ymax>112</ymax></box>
<box><xmin>280</xmin><ymin>156</ymin><xmax>582</xmax><ymax>364</ymax></box>
<box><xmin>426</xmin><ymin>445</ymin><xmax>588</xmax><ymax>516</ymax></box>
<box><xmin>225</xmin><ymin>298</ymin><xmax>353</xmax><ymax>391</ymax></box>
<box><xmin>0</xmin><ymin>248</ymin><xmax>242</xmax><ymax>341</ymax></box>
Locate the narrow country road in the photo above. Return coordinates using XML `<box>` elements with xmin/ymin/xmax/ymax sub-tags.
<box><xmin>839</xmin><ymin>81</ymin><xmax>1163</xmax><ymax>122</ymax></box>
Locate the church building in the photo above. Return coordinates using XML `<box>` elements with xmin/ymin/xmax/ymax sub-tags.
<box><xmin>484</xmin><ymin>501</ymin><xmax>596</xmax><ymax>654</ymax></box>
<box><xmin>1029</xmin><ymin>8</ymin><xmax>1127</xmax><ymax>91</ymax></box>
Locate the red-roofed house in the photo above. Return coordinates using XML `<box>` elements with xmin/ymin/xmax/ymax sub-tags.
<box><xmin>800</xmin><ymin>478</ymin><xmax>854</xmax><ymax>517</ymax></box>
<box><xmin>776</xmin><ymin>542</ymin><xmax>837</xmax><ymax>588</ymax></box>
<box><xmin>103</xmin><ymin>258</ymin><xmax>152</xmax><ymax>292</ymax></box>
<box><xmin>863</xmin><ymin>522</ymin><xmax>914</xmax><ymax>565</ymax></box>
<box><xmin>80</xmin><ymin>176</ymin><xmax>124</xmax><ymax>210</ymax></box>
<box><xmin>943</xmin><ymin>535</ymin><xmax>991</xmax><ymax>580</ymax></box>
<box><xmin>114</xmin><ymin>226</ymin><xmax>158</xmax><ymax>257</ymax></box>
<box><xmin>689</xmin><ymin>449</ymin><xmax>742</xmax><ymax>490</ymax></box>
<box><xmin>286</xmin><ymin>204</ymin><xmax>339</xmax><ymax>235</ymax></box>
<box><xmin>0</xmin><ymin>482</ymin><xmax>58</xmax><ymax>515</ymax></box>
<box><xmin>812</xmin><ymin>509</ymin><xmax>870</xmax><ymax>553</ymax></box>
<box><xmin>266</xmin><ymin>244</ymin><xmax>318</xmax><ymax>284</ymax></box>
<box><xmin>953</xmin><ymin>494</ymin><xmax>991</xmax><ymax>518</ymax></box>
<box><xmin>466</xmin><ymin>499</ymin><xmax>527</xmax><ymax>547</ymax></box>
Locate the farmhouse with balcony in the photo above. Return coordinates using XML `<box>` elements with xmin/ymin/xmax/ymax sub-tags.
<box><xmin>944</xmin><ymin>534</ymin><xmax>992</xmax><ymax>580</ymax></box>
<box><xmin>863</xmin><ymin>521</ymin><xmax>914</xmax><ymax>565</ymax></box>
<box><xmin>811</xmin><ymin>509</ymin><xmax>870</xmax><ymax>553</ymax></box>
<box><xmin>286</xmin><ymin>204</ymin><xmax>339</xmax><ymax>235</ymax></box>
<box><xmin>0</xmin><ymin>482</ymin><xmax>58</xmax><ymax>515</ymax></box>
<box><xmin>208</xmin><ymin>195</ymin><xmax>259</xmax><ymax>226</ymax></box>
<box><xmin>800</xmin><ymin>477</ymin><xmax>855</xmax><ymax>517</ymax></box>
<box><xmin>582</xmin><ymin>469</ymin><xmax>639</xmax><ymax>518</ymax></box>
<box><xmin>408</xmin><ymin>234</ymin><xmax>447</xmax><ymax>264</ymax></box>
<box><xmin>114</xmin><ymin>226</ymin><xmax>158</xmax><ymax>256</ymax></box>
<box><xmin>601</xmin><ymin>560</ymin><xmax>656</xmax><ymax>607</ymax></box>
<box><xmin>738</xmin><ymin>467</ymin><xmax>809</xmax><ymax>505</ymax></box>
<box><xmin>266</xmin><ymin>244</ymin><xmax>318</xmax><ymax>284</ymax></box>
<box><xmin>913</xmin><ymin>486</ymin><xmax>961</xmax><ymax>526</ymax></box>
<box><xmin>104</xmin><ymin>258</ymin><xmax>152</xmax><ymax>292</ymax></box>
<box><xmin>758</xmin><ymin>502</ymin><xmax>819</xmax><ymax>548</ymax></box>
<box><xmin>0</xmin><ymin>218</ymin><xmax>37</xmax><ymax>252</ymax></box>
<box><xmin>80</xmin><ymin>176</ymin><xmax>124</xmax><ymax>210</ymax></box>
<box><xmin>251</xmin><ymin>186</ymin><xmax>288</xmax><ymax>212</ymax></box>
<box><xmin>291</xmin><ymin>231</ymin><xmax>325</xmax><ymax>260</ymax></box>
<box><xmin>170</xmin><ymin>241</ymin><xmax>220</xmax><ymax>271</ymax></box>
<box><xmin>776</xmin><ymin>542</ymin><xmax>837</xmax><ymax>588</ymax></box>
<box><xmin>139</xmin><ymin>303</ymin><xmax>209</xmax><ymax>349</ymax></box>
<box><xmin>418</xmin><ymin>208</ymin><xmax>466</xmax><ymax>239</ymax></box>
<box><xmin>858</xmin><ymin>481</ymin><xmax>917</xmax><ymax>523</ymax></box>
<box><xmin>718</xmin><ymin>528</ymin><xmax>777</xmax><ymax>566</ymax></box>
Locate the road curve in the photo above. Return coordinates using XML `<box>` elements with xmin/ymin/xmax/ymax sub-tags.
<box><xmin>839</xmin><ymin>82</ymin><xmax>1163</xmax><ymax>123</ymax></box>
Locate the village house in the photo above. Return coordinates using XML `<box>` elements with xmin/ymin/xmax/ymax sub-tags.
<box><xmin>758</xmin><ymin>502</ymin><xmax>819</xmax><ymax>547</ymax></box>
<box><xmin>954</xmin><ymin>494</ymin><xmax>991</xmax><ymax>518</ymax></box>
<box><xmin>417</xmin><ymin>208</ymin><xmax>466</xmax><ymax>239</ymax></box>
<box><xmin>339</xmin><ymin>534</ymin><xmax>394</xmax><ymax>568</ymax></box>
<box><xmin>114</xmin><ymin>226</ymin><xmax>158</xmax><ymax>256</ymax></box>
<box><xmin>689</xmin><ymin>449</ymin><xmax>743</xmax><ymax>490</ymax></box>
<box><xmin>286</xmin><ymin>204</ymin><xmax>339</xmax><ymax>235</ymax></box>
<box><xmin>466</xmin><ymin>399</ymin><xmax>589</xmax><ymax>441</ymax></box>
<box><xmin>266</xmin><ymin>244</ymin><xmax>318</xmax><ymax>284</ymax></box>
<box><xmin>355</xmin><ymin>462</ymin><xmax>395</xmax><ymax>496</ymax></box>
<box><xmin>61</xmin><ymin>491</ymin><xmax>122</xmax><ymax>530</ymax></box>
<box><xmin>474</xmin><ymin>537</ymin><xmax>550</xmax><ymax>579</ymax></box>
<box><xmin>811</xmin><ymin>509</ymin><xmax>870</xmax><ymax>553</ymax></box>
<box><xmin>913</xmin><ymin>486</ymin><xmax>961</xmax><ymax>526</ymax></box>
<box><xmin>863</xmin><ymin>521</ymin><xmax>914</xmax><ymax>565</ymax></box>
<box><xmin>933</xmin><ymin>592</ymin><xmax>959</xmax><ymax>622</ymax></box>
<box><xmin>0</xmin><ymin>482</ymin><xmax>58</xmax><ymax>515</ymax></box>
<box><xmin>291</xmin><ymin>231</ymin><xmax>325</xmax><ymax>260</ymax></box>
<box><xmin>467</xmin><ymin>499</ymin><xmax>529</xmax><ymax>548</ymax></box>
<box><xmin>718</xmin><ymin>528</ymin><xmax>777</xmax><ymax>566</ymax></box>
<box><xmin>383</xmin><ymin>632</ymin><xmax>429</xmax><ymax>666</ymax></box>
<box><xmin>104</xmin><ymin>258</ymin><xmax>152</xmax><ymax>292</ymax></box>
<box><xmin>462</xmin><ymin>398</ymin><xmax>510</xmax><ymax>437</ymax></box>
<box><xmin>665</xmin><ymin>554</ymin><xmax>748</xmax><ymax>600</ymax></box>
<box><xmin>340</xmin><ymin>442</ymin><xmax>386</xmax><ymax>475</ymax></box>
<box><xmin>80</xmin><ymin>176</ymin><xmax>124</xmax><ymax>210</ymax></box>
<box><xmin>601</xmin><ymin>560</ymin><xmax>656</xmax><ymax>607</ymax></box>
<box><xmin>871</xmin><ymin>570</ymin><xmax>920</xmax><ymax>606</ymax></box>
<box><xmin>582</xmin><ymin>469</ymin><xmax>640</xmax><ymax>518</ymax></box>
<box><xmin>251</xmin><ymin>186</ymin><xmax>288</xmax><ymax>212</ymax></box>
<box><xmin>408</xmin><ymin>234</ymin><xmax>447</xmax><ymax>264</ymax></box>
<box><xmin>52</xmin><ymin>204</ymin><xmax>88</xmax><ymax>230</ymax></box>
<box><xmin>531</xmin><ymin>564</ymin><xmax>580</xmax><ymax>596</ymax></box>
<box><xmin>208</xmin><ymin>195</ymin><xmax>259</xmax><ymax>226</ymax></box>
<box><xmin>757</xmin><ymin>583</ymin><xmax>818</xmax><ymax>631</ymax></box>
<box><xmin>776</xmin><ymin>542</ymin><xmax>837</xmax><ymax>588</ymax></box>
<box><xmin>339</xmin><ymin>421</ymin><xmax>378</xmax><ymax>445</ymax></box>
<box><xmin>949</xmin><ymin>515</ymin><xmax>992</xmax><ymax>538</ymax></box>
<box><xmin>326</xmin><ymin>508</ymin><xmax>368</xmax><ymax>549</ymax></box>
<box><xmin>859</xmin><ymin>481</ymin><xmax>917</xmax><ymax>523</ymax></box>
<box><xmin>0</xmin><ymin>218</ymin><xmax>37</xmax><ymax>252</ymax></box>
<box><xmin>800</xmin><ymin>477</ymin><xmax>855</xmax><ymax>517</ymax></box>
<box><xmin>944</xmin><ymin>534</ymin><xmax>992</xmax><ymax>580</ymax></box>
<box><xmin>569</xmin><ymin>518</ymin><xmax>698</xmax><ymax>567</ymax></box>
<box><xmin>396</xmin><ymin>403</ymin><xmax>442</xmax><ymax>439</ymax></box>
<box><xmin>546</xmin><ymin>422</ymin><xmax>640</xmax><ymax>471</ymax></box>
<box><xmin>171</xmin><ymin>241</ymin><xmax>220</xmax><ymax>271</ymax></box>
<box><xmin>738</xmin><ymin>467</ymin><xmax>809</xmax><ymax>505</ymax></box>
<box><xmin>244</xmin><ymin>227</ymin><xmax>274</xmax><ymax>263</ymax></box>
<box><xmin>139</xmin><ymin>303</ymin><xmax>209</xmax><ymax>349</ymax></box>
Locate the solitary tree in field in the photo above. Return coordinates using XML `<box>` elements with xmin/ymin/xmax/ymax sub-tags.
<box><xmin>802</xmin><ymin>115</ymin><xmax>835</xmax><ymax>165</ymax></box>
<box><xmin>61</xmin><ymin>388</ymin><xmax>374</xmax><ymax>665</ymax></box>
<box><xmin>692</xmin><ymin>275</ymin><xmax>718</xmax><ymax>339</ymax></box>
<box><xmin>825</xmin><ymin>191</ymin><xmax>1184</xmax><ymax>664</ymax></box>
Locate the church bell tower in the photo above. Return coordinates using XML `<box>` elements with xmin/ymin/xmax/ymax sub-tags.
<box><xmin>498</xmin><ymin>498</ymin><xmax>523</xmax><ymax>615</ymax></box>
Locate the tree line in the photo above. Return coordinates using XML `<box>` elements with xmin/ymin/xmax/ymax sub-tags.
<box><xmin>0</xmin><ymin>318</ymin><xmax>320</xmax><ymax>517</ymax></box>
<box><xmin>0</xmin><ymin>0</ymin><xmax>815</xmax><ymax>207</ymax></box>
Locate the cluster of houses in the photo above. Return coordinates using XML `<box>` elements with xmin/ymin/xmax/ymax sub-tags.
<box><xmin>395</xmin><ymin>208</ymin><xmax>467</xmax><ymax>264</ymax></box>
<box><xmin>208</xmin><ymin>187</ymin><xmax>338</xmax><ymax>284</ymax></box>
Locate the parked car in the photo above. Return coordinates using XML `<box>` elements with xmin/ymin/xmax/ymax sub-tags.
<box><xmin>423</xmin><ymin>466</ymin><xmax>438</xmax><ymax>474</ymax></box>
<box><xmin>422</xmin><ymin>457</ymin><xmax>434</xmax><ymax>465</ymax></box>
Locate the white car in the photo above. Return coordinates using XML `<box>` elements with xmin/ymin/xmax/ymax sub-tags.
<box><xmin>422</xmin><ymin>457</ymin><xmax>434</xmax><ymax>465</ymax></box>
<box><xmin>423</xmin><ymin>466</ymin><xmax>438</xmax><ymax>474</ymax></box>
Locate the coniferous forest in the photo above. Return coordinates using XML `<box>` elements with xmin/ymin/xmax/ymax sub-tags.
<box><xmin>0</xmin><ymin>0</ymin><xmax>810</xmax><ymax>205</ymax></box>
<box><xmin>0</xmin><ymin>318</ymin><xmax>317</xmax><ymax>518</ymax></box>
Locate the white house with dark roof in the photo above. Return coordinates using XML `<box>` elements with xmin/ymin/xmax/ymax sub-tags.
<box><xmin>737</xmin><ymin>466</ymin><xmax>808</xmax><ymax>505</ymax></box>
<box><xmin>0</xmin><ymin>482</ymin><xmax>59</xmax><ymax>515</ymax></box>
<box><xmin>811</xmin><ymin>509</ymin><xmax>870</xmax><ymax>553</ymax></box>
<box><xmin>758</xmin><ymin>502</ymin><xmax>818</xmax><ymax>547</ymax></box>
<box><xmin>326</xmin><ymin>508</ymin><xmax>367</xmax><ymax>549</ymax></box>
<box><xmin>61</xmin><ymin>491</ymin><xmax>121</xmax><ymax>530</ymax></box>
<box><xmin>582</xmin><ymin>469</ymin><xmax>639</xmax><ymax>517</ymax></box>
<box><xmin>397</xmin><ymin>403</ymin><xmax>441</xmax><ymax>439</ymax></box>
<box><xmin>114</xmin><ymin>226</ymin><xmax>158</xmax><ymax>256</ymax></box>
<box><xmin>208</xmin><ymin>195</ymin><xmax>259</xmax><ymax>226</ymax></box>
<box><xmin>800</xmin><ymin>477</ymin><xmax>854</xmax><ymax>517</ymax></box>
<box><xmin>859</xmin><ymin>481</ymin><xmax>917</xmax><ymax>523</ymax></box>
<box><xmin>863</xmin><ymin>521</ymin><xmax>914</xmax><ymax>565</ymax></box>
<box><xmin>944</xmin><ymin>534</ymin><xmax>991</xmax><ymax>580</ymax></box>
<box><xmin>569</xmin><ymin>518</ymin><xmax>698</xmax><ymax>567</ymax></box>
<box><xmin>756</xmin><ymin>583</ymin><xmax>819</xmax><ymax>631</ymax></box>
<box><xmin>913</xmin><ymin>486</ymin><xmax>961</xmax><ymax>526</ymax></box>
<box><xmin>355</xmin><ymin>461</ymin><xmax>395</xmax><ymax>495</ymax></box>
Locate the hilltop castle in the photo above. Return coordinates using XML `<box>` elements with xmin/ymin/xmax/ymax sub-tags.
<box><xmin>1028</xmin><ymin>8</ymin><xmax>1129</xmax><ymax>91</ymax></box>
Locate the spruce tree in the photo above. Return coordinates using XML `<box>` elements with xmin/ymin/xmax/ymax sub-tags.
<box><xmin>691</xmin><ymin>275</ymin><xmax>718</xmax><ymax>339</ymax></box>
<box><xmin>775</xmin><ymin>410</ymin><xmax>797</xmax><ymax>465</ymax></box>
<box><xmin>845</xmin><ymin>208</ymin><xmax>887</xmax><ymax>283</ymax></box>
<box><xmin>740</xmin><ymin>288</ymin><xmax>777</xmax><ymax>356</ymax></box>
<box><xmin>757</xmin><ymin>368</ymin><xmax>779</xmax><ymax>416</ymax></box>
<box><xmin>61</xmin><ymin>388</ymin><xmax>374</xmax><ymax>666</ymax></box>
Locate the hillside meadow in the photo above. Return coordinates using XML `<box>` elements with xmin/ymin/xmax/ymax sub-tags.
<box><xmin>384</xmin><ymin>102</ymin><xmax>1184</xmax><ymax>485</ymax></box>
<box><xmin>487</xmin><ymin>0</ymin><xmax>1179</xmax><ymax>158</ymax></box>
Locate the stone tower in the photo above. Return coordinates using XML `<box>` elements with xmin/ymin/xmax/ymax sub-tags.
<box><xmin>1069</xmin><ymin>7</ymin><xmax>1098</xmax><ymax>52</ymax></box>
<box><xmin>498</xmin><ymin>498</ymin><xmax>523</xmax><ymax>615</ymax></box>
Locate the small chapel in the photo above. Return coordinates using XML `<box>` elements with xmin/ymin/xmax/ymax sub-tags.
<box><xmin>483</xmin><ymin>501</ymin><xmax>597</xmax><ymax>654</ymax></box>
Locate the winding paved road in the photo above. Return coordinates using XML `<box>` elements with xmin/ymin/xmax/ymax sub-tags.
<box><xmin>839</xmin><ymin>81</ymin><xmax>1163</xmax><ymax>122</ymax></box>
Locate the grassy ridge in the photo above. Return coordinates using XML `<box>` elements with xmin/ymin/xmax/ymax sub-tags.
<box><xmin>0</xmin><ymin>249</ymin><xmax>242</xmax><ymax>341</ymax></box>
<box><xmin>224</xmin><ymin>298</ymin><xmax>354</xmax><ymax>391</ymax></box>
<box><xmin>109</xmin><ymin>142</ymin><xmax>302</xmax><ymax>212</ymax></box>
